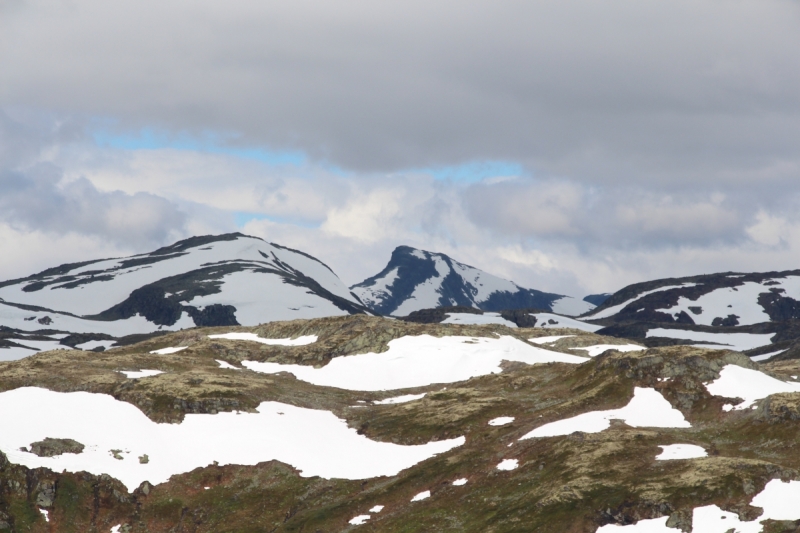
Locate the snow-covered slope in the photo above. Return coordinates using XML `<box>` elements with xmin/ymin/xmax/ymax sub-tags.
<box><xmin>351</xmin><ymin>246</ymin><xmax>593</xmax><ymax>317</ymax></box>
<box><xmin>584</xmin><ymin>270</ymin><xmax>800</xmax><ymax>327</ymax></box>
<box><xmin>0</xmin><ymin>233</ymin><xmax>368</xmax><ymax>359</ymax></box>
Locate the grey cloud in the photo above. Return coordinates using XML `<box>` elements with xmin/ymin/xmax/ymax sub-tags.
<box><xmin>1</xmin><ymin>0</ymin><xmax>799</xmax><ymax>187</ymax></box>
<box><xmin>0</xmin><ymin>112</ymin><xmax>188</xmax><ymax>249</ymax></box>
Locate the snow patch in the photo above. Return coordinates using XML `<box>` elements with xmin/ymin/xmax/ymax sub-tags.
<box><xmin>595</xmin><ymin>516</ymin><xmax>673</xmax><ymax>532</ymax></box>
<box><xmin>207</xmin><ymin>332</ymin><xmax>318</xmax><ymax>346</ymax></box>
<box><xmin>374</xmin><ymin>393</ymin><xmax>426</xmax><ymax>405</ymax></box>
<box><xmin>452</xmin><ymin>478</ymin><xmax>468</xmax><ymax>486</ymax></box>
<box><xmin>442</xmin><ymin>312</ymin><xmax>517</xmax><ymax>328</ymax></box>
<box><xmin>216</xmin><ymin>360</ymin><xmax>240</xmax><ymax>370</ymax></box>
<box><xmin>520</xmin><ymin>388</ymin><xmax>690</xmax><ymax>439</ymax></box>
<box><xmin>645</xmin><ymin>328</ymin><xmax>773</xmax><ymax>352</ymax></box>
<box><xmin>243</xmin><ymin>335</ymin><xmax>587</xmax><ymax>391</ymax></box>
<box><xmin>410</xmin><ymin>490</ymin><xmax>431</xmax><ymax>502</ymax></box>
<box><xmin>655</xmin><ymin>444</ymin><xmax>707</xmax><ymax>460</ymax></box>
<box><xmin>569</xmin><ymin>344</ymin><xmax>645</xmax><ymax>357</ymax></box>
<box><xmin>529</xmin><ymin>335</ymin><xmax>575</xmax><ymax>344</ymax></box>
<box><xmin>369</xmin><ymin>505</ymin><xmax>384</xmax><ymax>513</ymax></box>
<box><xmin>550</xmin><ymin>296</ymin><xmax>596</xmax><ymax>317</ymax></box>
<box><xmin>705</xmin><ymin>365</ymin><xmax>800</xmax><ymax>410</ymax></box>
<box><xmin>751</xmin><ymin>350</ymin><xmax>786</xmax><ymax>362</ymax></box>
<box><xmin>531</xmin><ymin>313</ymin><xmax>603</xmax><ymax>333</ymax></box>
<box><xmin>488</xmin><ymin>417</ymin><xmax>515</xmax><ymax>426</ymax></box>
<box><xmin>496</xmin><ymin>459</ymin><xmax>518</xmax><ymax>470</ymax></box>
<box><xmin>119</xmin><ymin>370</ymin><xmax>163</xmax><ymax>379</ymax></box>
<box><xmin>149</xmin><ymin>346</ymin><xmax>188</xmax><ymax>355</ymax></box>
<box><xmin>0</xmin><ymin>387</ymin><xmax>465</xmax><ymax>492</ymax></box>
<box><xmin>349</xmin><ymin>515</ymin><xmax>370</xmax><ymax>525</ymax></box>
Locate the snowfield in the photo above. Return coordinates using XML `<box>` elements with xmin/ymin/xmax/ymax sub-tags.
<box><xmin>645</xmin><ymin>328</ymin><xmax>774</xmax><ymax>352</ymax></box>
<box><xmin>242</xmin><ymin>335</ymin><xmax>588</xmax><ymax>391</ymax></box>
<box><xmin>520</xmin><ymin>388</ymin><xmax>690</xmax><ymax>439</ymax></box>
<box><xmin>0</xmin><ymin>387</ymin><xmax>465</xmax><ymax>492</ymax></box>
<box><xmin>705</xmin><ymin>365</ymin><xmax>800</xmax><ymax>410</ymax></box>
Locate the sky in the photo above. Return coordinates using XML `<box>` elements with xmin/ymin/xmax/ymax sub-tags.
<box><xmin>1</xmin><ymin>0</ymin><xmax>800</xmax><ymax>298</ymax></box>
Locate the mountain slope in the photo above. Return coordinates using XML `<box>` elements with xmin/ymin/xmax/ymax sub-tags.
<box><xmin>0</xmin><ymin>233</ymin><xmax>368</xmax><ymax>360</ymax></box>
<box><xmin>583</xmin><ymin>269</ymin><xmax>800</xmax><ymax>358</ymax></box>
<box><xmin>351</xmin><ymin>246</ymin><xmax>593</xmax><ymax>317</ymax></box>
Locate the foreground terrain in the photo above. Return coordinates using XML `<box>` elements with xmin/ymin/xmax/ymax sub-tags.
<box><xmin>1</xmin><ymin>315</ymin><xmax>800</xmax><ymax>532</ymax></box>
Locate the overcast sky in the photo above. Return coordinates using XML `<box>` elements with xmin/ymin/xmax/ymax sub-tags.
<box><xmin>2</xmin><ymin>0</ymin><xmax>800</xmax><ymax>297</ymax></box>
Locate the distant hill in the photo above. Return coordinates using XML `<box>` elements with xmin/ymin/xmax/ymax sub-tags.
<box><xmin>0</xmin><ymin>233</ymin><xmax>369</xmax><ymax>360</ymax></box>
<box><xmin>350</xmin><ymin>246</ymin><xmax>593</xmax><ymax>317</ymax></box>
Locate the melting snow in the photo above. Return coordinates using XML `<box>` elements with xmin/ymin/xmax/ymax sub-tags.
<box><xmin>349</xmin><ymin>515</ymin><xmax>371</xmax><ymax>525</ymax></box>
<box><xmin>645</xmin><ymin>328</ymin><xmax>773</xmax><ymax>352</ymax></box>
<box><xmin>243</xmin><ymin>335</ymin><xmax>587</xmax><ymax>391</ymax></box>
<box><xmin>441</xmin><ymin>312</ymin><xmax>517</xmax><ymax>327</ymax></box>
<box><xmin>496</xmin><ymin>459</ymin><xmax>518</xmax><ymax>470</ymax></box>
<box><xmin>77</xmin><ymin>340</ymin><xmax>116</xmax><ymax>351</ymax></box>
<box><xmin>149</xmin><ymin>346</ymin><xmax>188</xmax><ymax>355</ymax></box>
<box><xmin>488</xmin><ymin>417</ymin><xmax>515</xmax><ymax>426</ymax></box>
<box><xmin>520</xmin><ymin>388</ymin><xmax>690</xmax><ymax>439</ymax></box>
<box><xmin>369</xmin><ymin>505</ymin><xmax>384</xmax><ymax>513</ymax></box>
<box><xmin>529</xmin><ymin>335</ymin><xmax>575</xmax><ymax>344</ymax></box>
<box><xmin>119</xmin><ymin>370</ymin><xmax>164</xmax><ymax>379</ymax></box>
<box><xmin>0</xmin><ymin>387</ymin><xmax>464</xmax><ymax>492</ymax></box>
<box><xmin>531</xmin><ymin>313</ymin><xmax>603</xmax><ymax>333</ymax></box>
<box><xmin>207</xmin><ymin>332</ymin><xmax>318</xmax><ymax>346</ymax></box>
<box><xmin>410</xmin><ymin>490</ymin><xmax>431</xmax><ymax>502</ymax></box>
<box><xmin>216</xmin><ymin>360</ymin><xmax>240</xmax><ymax>370</ymax></box>
<box><xmin>569</xmin><ymin>344</ymin><xmax>645</xmax><ymax>357</ymax></box>
<box><xmin>655</xmin><ymin>444</ymin><xmax>707</xmax><ymax>460</ymax></box>
<box><xmin>751</xmin><ymin>349</ymin><xmax>786</xmax><ymax>362</ymax></box>
<box><xmin>452</xmin><ymin>478</ymin><xmax>468</xmax><ymax>486</ymax></box>
<box><xmin>39</xmin><ymin>509</ymin><xmax>49</xmax><ymax>522</ymax></box>
<box><xmin>705</xmin><ymin>365</ymin><xmax>800</xmax><ymax>410</ymax></box>
<box><xmin>374</xmin><ymin>393</ymin><xmax>426</xmax><ymax>405</ymax></box>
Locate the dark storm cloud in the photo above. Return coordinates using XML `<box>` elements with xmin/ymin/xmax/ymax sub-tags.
<box><xmin>1</xmin><ymin>0</ymin><xmax>798</xmax><ymax>184</ymax></box>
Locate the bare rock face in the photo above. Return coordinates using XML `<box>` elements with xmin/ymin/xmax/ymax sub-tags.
<box><xmin>29</xmin><ymin>437</ymin><xmax>85</xmax><ymax>457</ymax></box>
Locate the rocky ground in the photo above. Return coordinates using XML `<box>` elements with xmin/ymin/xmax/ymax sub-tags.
<box><xmin>1</xmin><ymin>316</ymin><xmax>800</xmax><ymax>532</ymax></box>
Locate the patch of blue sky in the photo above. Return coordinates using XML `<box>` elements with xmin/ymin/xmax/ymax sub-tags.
<box><xmin>413</xmin><ymin>160</ymin><xmax>523</xmax><ymax>182</ymax></box>
<box><xmin>91</xmin><ymin>127</ymin><xmax>306</xmax><ymax>166</ymax></box>
<box><xmin>233</xmin><ymin>211</ymin><xmax>321</xmax><ymax>230</ymax></box>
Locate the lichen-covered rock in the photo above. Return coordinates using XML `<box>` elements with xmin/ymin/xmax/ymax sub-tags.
<box><xmin>29</xmin><ymin>437</ymin><xmax>85</xmax><ymax>457</ymax></box>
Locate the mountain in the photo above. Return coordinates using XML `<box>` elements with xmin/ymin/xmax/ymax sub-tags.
<box><xmin>350</xmin><ymin>245</ymin><xmax>594</xmax><ymax>317</ymax></box>
<box><xmin>0</xmin><ymin>233</ymin><xmax>368</xmax><ymax>360</ymax></box>
<box><xmin>2</xmin><ymin>315</ymin><xmax>800</xmax><ymax>532</ymax></box>
<box><xmin>582</xmin><ymin>269</ymin><xmax>800</xmax><ymax>359</ymax></box>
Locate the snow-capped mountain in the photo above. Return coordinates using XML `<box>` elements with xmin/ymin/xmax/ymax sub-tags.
<box><xmin>0</xmin><ymin>233</ymin><xmax>368</xmax><ymax>359</ymax></box>
<box><xmin>584</xmin><ymin>270</ymin><xmax>800</xmax><ymax>326</ymax></box>
<box><xmin>350</xmin><ymin>246</ymin><xmax>594</xmax><ymax>317</ymax></box>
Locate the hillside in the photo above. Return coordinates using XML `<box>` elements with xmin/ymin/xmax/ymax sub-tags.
<box><xmin>351</xmin><ymin>246</ymin><xmax>593</xmax><ymax>317</ymax></box>
<box><xmin>581</xmin><ymin>270</ymin><xmax>800</xmax><ymax>362</ymax></box>
<box><xmin>0</xmin><ymin>234</ymin><xmax>369</xmax><ymax>361</ymax></box>
<box><xmin>2</xmin><ymin>316</ymin><xmax>800</xmax><ymax>531</ymax></box>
